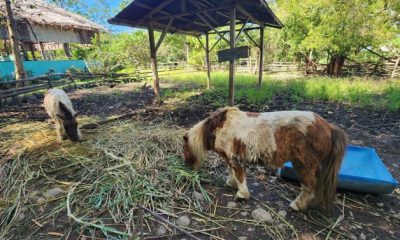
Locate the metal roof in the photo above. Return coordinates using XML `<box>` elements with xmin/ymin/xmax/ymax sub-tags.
<box><xmin>108</xmin><ymin>0</ymin><xmax>283</xmax><ymax>35</ymax></box>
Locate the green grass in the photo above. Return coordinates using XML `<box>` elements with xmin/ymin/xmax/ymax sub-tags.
<box><xmin>164</xmin><ymin>72</ymin><xmax>400</xmax><ymax>111</ymax></box>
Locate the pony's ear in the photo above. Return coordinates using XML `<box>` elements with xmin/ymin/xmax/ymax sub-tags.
<box><xmin>183</xmin><ymin>132</ymin><xmax>188</xmax><ymax>141</ymax></box>
<box><xmin>57</xmin><ymin>114</ymin><xmax>64</xmax><ymax>120</ymax></box>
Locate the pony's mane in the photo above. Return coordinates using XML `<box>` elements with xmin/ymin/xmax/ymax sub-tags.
<box><xmin>185</xmin><ymin>107</ymin><xmax>237</xmax><ymax>168</ymax></box>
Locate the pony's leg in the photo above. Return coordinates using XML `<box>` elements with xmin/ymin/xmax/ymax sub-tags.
<box><xmin>55</xmin><ymin>121</ymin><xmax>63</xmax><ymax>143</ymax></box>
<box><xmin>232</xmin><ymin>163</ymin><xmax>250</xmax><ymax>200</ymax></box>
<box><xmin>225</xmin><ymin>167</ymin><xmax>238</xmax><ymax>189</ymax></box>
<box><xmin>289</xmin><ymin>161</ymin><xmax>317</xmax><ymax>211</ymax></box>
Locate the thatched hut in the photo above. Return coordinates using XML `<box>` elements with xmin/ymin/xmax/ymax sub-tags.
<box><xmin>0</xmin><ymin>0</ymin><xmax>105</xmax><ymax>60</ymax></box>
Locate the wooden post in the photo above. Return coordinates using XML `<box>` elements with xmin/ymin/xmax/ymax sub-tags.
<box><xmin>3</xmin><ymin>40</ymin><xmax>10</xmax><ymax>55</ymax></box>
<box><xmin>228</xmin><ymin>7</ymin><xmax>236</xmax><ymax>106</ymax></box>
<box><xmin>258</xmin><ymin>26</ymin><xmax>264</xmax><ymax>88</ymax></box>
<box><xmin>20</xmin><ymin>42</ymin><xmax>29</xmax><ymax>61</ymax></box>
<box><xmin>63</xmin><ymin>43</ymin><xmax>72</xmax><ymax>59</ymax></box>
<box><xmin>4</xmin><ymin>0</ymin><xmax>27</xmax><ymax>84</ymax></box>
<box><xmin>391</xmin><ymin>57</ymin><xmax>400</xmax><ymax>79</ymax></box>
<box><xmin>205</xmin><ymin>32</ymin><xmax>211</xmax><ymax>89</ymax></box>
<box><xmin>29</xmin><ymin>43</ymin><xmax>37</xmax><ymax>60</ymax></box>
<box><xmin>148</xmin><ymin>24</ymin><xmax>161</xmax><ymax>104</ymax></box>
<box><xmin>39</xmin><ymin>42</ymin><xmax>46</xmax><ymax>60</ymax></box>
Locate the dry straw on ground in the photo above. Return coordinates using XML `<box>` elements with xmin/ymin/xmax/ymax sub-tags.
<box><xmin>0</xmin><ymin>118</ymin><xmax>299</xmax><ymax>239</ymax></box>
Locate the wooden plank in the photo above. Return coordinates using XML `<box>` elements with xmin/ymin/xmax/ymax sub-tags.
<box><xmin>217</xmin><ymin>46</ymin><xmax>249</xmax><ymax>62</ymax></box>
<box><xmin>258</xmin><ymin>26</ymin><xmax>264</xmax><ymax>87</ymax></box>
<box><xmin>228</xmin><ymin>7</ymin><xmax>236</xmax><ymax>106</ymax></box>
<box><xmin>206</xmin><ymin>32</ymin><xmax>211</xmax><ymax>89</ymax></box>
<box><xmin>391</xmin><ymin>57</ymin><xmax>400</xmax><ymax>79</ymax></box>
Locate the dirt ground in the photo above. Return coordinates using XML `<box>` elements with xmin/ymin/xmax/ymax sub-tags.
<box><xmin>1</xmin><ymin>81</ymin><xmax>399</xmax><ymax>239</ymax></box>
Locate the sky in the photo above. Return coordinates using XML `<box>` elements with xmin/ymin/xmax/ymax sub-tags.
<box><xmin>52</xmin><ymin>0</ymin><xmax>134</xmax><ymax>33</ymax></box>
<box><xmin>85</xmin><ymin>0</ymin><xmax>131</xmax><ymax>32</ymax></box>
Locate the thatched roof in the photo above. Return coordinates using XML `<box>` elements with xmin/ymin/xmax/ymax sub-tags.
<box><xmin>0</xmin><ymin>0</ymin><xmax>106</xmax><ymax>32</ymax></box>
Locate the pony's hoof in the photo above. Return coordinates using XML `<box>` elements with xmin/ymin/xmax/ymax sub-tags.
<box><xmin>289</xmin><ymin>201</ymin><xmax>299</xmax><ymax>211</ymax></box>
<box><xmin>225</xmin><ymin>178</ymin><xmax>238</xmax><ymax>189</ymax></box>
<box><xmin>234</xmin><ymin>191</ymin><xmax>250</xmax><ymax>201</ymax></box>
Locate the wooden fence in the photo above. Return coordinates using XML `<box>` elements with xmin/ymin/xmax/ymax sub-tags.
<box><xmin>0</xmin><ymin>73</ymin><xmax>138</xmax><ymax>101</ymax></box>
<box><xmin>1</xmin><ymin>58</ymin><xmax>398</xmax><ymax>103</ymax></box>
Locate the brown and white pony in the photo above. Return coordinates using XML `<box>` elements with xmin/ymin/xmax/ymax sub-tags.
<box><xmin>44</xmin><ymin>88</ymin><xmax>80</xmax><ymax>143</ymax></box>
<box><xmin>183</xmin><ymin>107</ymin><xmax>347</xmax><ymax>212</ymax></box>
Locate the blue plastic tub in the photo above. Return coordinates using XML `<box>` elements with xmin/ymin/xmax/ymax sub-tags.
<box><xmin>278</xmin><ymin>145</ymin><xmax>399</xmax><ymax>194</ymax></box>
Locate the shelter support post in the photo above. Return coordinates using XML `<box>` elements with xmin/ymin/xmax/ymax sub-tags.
<box><xmin>205</xmin><ymin>32</ymin><xmax>211</xmax><ymax>89</ymax></box>
<box><xmin>228</xmin><ymin>7</ymin><xmax>236</xmax><ymax>106</ymax></box>
<box><xmin>148</xmin><ymin>24</ymin><xmax>161</xmax><ymax>104</ymax></box>
<box><xmin>258</xmin><ymin>26</ymin><xmax>264</xmax><ymax>88</ymax></box>
<box><xmin>38</xmin><ymin>42</ymin><xmax>46</xmax><ymax>60</ymax></box>
<box><xmin>20</xmin><ymin>42</ymin><xmax>29</xmax><ymax>61</ymax></box>
<box><xmin>63</xmin><ymin>43</ymin><xmax>72</xmax><ymax>59</ymax></box>
<box><xmin>29</xmin><ymin>43</ymin><xmax>37</xmax><ymax>60</ymax></box>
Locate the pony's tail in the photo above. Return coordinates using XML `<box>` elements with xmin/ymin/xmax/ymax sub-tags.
<box><xmin>315</xmin><ymin>126</ymin><xmax>347</xmax><ymax>213</ymax></box>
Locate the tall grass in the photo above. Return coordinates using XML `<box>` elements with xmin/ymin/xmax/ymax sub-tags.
<box><xmin>164</xmin><ymin>72</ymin><xmax>400</xmax><ymax>111</ymax></box>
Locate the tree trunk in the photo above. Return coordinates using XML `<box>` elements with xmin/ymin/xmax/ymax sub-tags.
<box><xmin>4</xmin><ymin>0</ymin><xmax>27</xmax><ymax>85</ymax></box>
<box><xmin>326</xmin><ymin>55</ymin><xmax>345</xmax><ymax>77</ymax></box>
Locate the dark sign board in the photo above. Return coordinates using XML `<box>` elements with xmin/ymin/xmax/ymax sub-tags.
<box><xmin>217</xmin><ymin>46</ymin><xmax>250</xmax><ymax>62</ymax></box>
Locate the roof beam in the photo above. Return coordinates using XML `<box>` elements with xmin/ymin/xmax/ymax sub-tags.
<box><xmin>195</xmin><ymin>36</ymin><xmax>206</xmax><ymax>51</ymax></box>
<box><xmin>236</xmin><ymin>4</ymin><xmax>264</xmax><ymax>26</ymax></box>
<box><xmin>208</xmin><ymin>26</ymin><xmax>261</xmax><ymax>35</ymax></box>
<box><xmin>235</xmin><ymin>18</ymin><xmax>249</xmax><ymax>42</ymax></box>
<box><xmin>243</xmin><ymin>30</ymin><xmax>260</xmax><ymax>48</ymax></box>
<box><xmin>197</xmin><ymin>0</ymin><xmax>230</xmax><ymax>19</ymax></box>
<box><xmin>188</xmin><ymin>0</ymin><xmax>219</xmax><ymax>26</ymax></box>
<box><xmin>209</xmin><ymin>32</ymin><xmax>226</xmax><ymax>52</ymax></box>
<box><xmin>150</xmin><ymin>5</ymin><xmax>229</xmax><ymax>22</ymax></box>
<box><xmin>135</xmin><ymin>0</ymin><xmax>174</xmax><ymax>25</ymax></box>
<box><xmin>133</xmin><ymin>1</ymin><xmax>207</xmax><ymax>28</ymax></box>
<box><xmin>196</xmin><ymin>14</ymin><xmax>230</xmax><ymax>44</ymax></box>
<box><xmin>155</xmin><ymin>17</ymin><xmax>174</xmax><ymax>51</ymax></box>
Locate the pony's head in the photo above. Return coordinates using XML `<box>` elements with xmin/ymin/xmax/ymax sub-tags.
<box><xmin>182</xmin><ymin>107</ymin><xmax>233</xmax><ymax>169</ymax></box>
<box><xmin>182</xmin><ymin>123</ymin><xmax>206</xmax><ymax>169</ymax></box>
<box><xmin>58</xmin><ymin>102</ymin><xmax>80</xmax><ymax>142</ymax></box>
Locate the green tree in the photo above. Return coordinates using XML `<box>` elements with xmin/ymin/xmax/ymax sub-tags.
<box><xmin>274</xmin><ymin>0</ymin><xmax>399</xmax><ymax>76</ymax></box>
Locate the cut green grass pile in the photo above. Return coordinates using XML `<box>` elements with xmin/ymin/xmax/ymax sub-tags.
<box><xmin>163</xmin><ymin>72</ymin><xmax>400</xmax><ymax>111</ymax></box>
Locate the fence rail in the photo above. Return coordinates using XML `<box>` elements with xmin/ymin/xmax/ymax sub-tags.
<box><xmin>1</xmin><ymin>59</ymin><xmax>398</xmax><ymax>102</ymax></box>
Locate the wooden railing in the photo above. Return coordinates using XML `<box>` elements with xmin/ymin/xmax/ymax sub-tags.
<box><xmin>0</xmin><ymin>73</ymin><xmax>138</xmax><ymax>101</ymax></box>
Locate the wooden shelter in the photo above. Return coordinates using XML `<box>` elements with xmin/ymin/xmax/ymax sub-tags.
<box><xmin>109</xmin><ymin>0</ymin><xmax>283</xmax><ymax>105</ymax></box>
<box><xmin>0</xmin><ymin>0</ymin><xmax>105</xmax><ymax>60</ymax></box>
